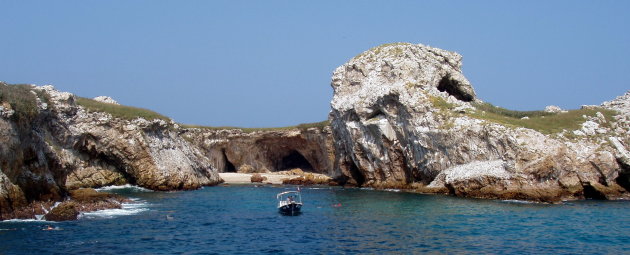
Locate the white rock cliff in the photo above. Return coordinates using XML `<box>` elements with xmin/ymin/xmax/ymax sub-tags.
<box><xmin>329</xmin><ymin>43</ymin><xmax>629</xmax><ymax>202</ymax></box>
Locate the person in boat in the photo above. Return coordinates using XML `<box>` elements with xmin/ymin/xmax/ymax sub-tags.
<box><xmin>287</xmin><ymin>196</ymin><xmax>293</xmax><ymax>203</ymax></box>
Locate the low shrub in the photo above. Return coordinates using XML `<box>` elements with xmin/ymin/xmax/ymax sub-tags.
<box><xmin>76</xmin><ymin>97</ymin><xmax>170</xmax><ymax>121</ymax></box>
<box><xmin>468</xmin><ymin>102</ymin><xmax>617</xmax><ymax>134</ymax></box>
<box><xmin>0</xmin><ymin>82</ymin><xmax>49</xmax><ymax>124</ymax></box>
<box><xmin>181</xmin><ymin>120</ymin><xmax>330</xmax><ymax>133</ymax></box>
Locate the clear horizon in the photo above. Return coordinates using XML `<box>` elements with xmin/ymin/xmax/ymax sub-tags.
<box><xmin>1</xmin><ymin>1</ymin><xmax>628</xmax><ymax>127</ymax></box>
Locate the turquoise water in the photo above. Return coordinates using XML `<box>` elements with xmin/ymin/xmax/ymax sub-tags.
<box><xmin>1</xmin><ymin>185</ymin><xmax>629</xmax><ymax>254</ymax></box>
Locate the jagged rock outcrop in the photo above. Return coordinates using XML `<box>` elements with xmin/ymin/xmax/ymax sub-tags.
<box><xmin>182</xmin><ymin>127</ymin><xmax>335</xmax><ymax>175</ymax></box>
<box><xmin>39</xmin><ymin>85</ymin><xmax>222</xmax><ymax>191</ymax></box>
<box><xmin>0</xmin><ymin>84</ymin><xmax>222</xmax><ymax>219</ymax></box>
<box><xmin>329</xmin><ymin>43</ymin><xmax>630</xmax><ymax>202</ymax></box>
<box><xmin>0</xmin><ymin>82</ymin><xmax>334</xmax><ymax>219</ymax></box>
<box><xmin>93</xmin><ymin>96</ymin><xmax>119</xmax><ymax>105</ymax></box>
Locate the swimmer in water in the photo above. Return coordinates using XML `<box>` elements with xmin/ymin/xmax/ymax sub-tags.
<box><xmin>43</xmin><ymin>225</ymin><xmax>55</xmax><ymax>231</ymax></box>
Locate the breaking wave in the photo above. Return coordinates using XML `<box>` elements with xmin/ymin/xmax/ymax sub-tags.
<box><xmin>501</xmin><ymin>199</ymin><xmax>537</xmax><ymax>204</ymax></box>
<box><xmin>79</xmin><ymin>199</ymin><xmax>149</xmax><ymax>219</ymax></box>
<box><xmin>1</xmin><ymin>219</ymin><xmax>53</xmax><ymax>223</ymax></box>
<box><xmin>95</xmin><ymin>184</ymin><xmax>152</xmax><ymax>192</ymax></box>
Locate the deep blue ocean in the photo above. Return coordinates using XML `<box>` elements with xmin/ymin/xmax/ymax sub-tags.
<box><xmin>1</xmin><ymin>185</ymin><xmax>629</xmax><ymax>254</ymax></box>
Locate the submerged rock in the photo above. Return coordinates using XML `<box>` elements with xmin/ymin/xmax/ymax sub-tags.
<box><xmin>44</xmin><ymin>201</ymin><xmax>80</xmax><ymax>221</ymax></box>
<box><xmin>43</xmin><ymin>189</ymin><xmax>127</xmax><ymax>221</ymax></box>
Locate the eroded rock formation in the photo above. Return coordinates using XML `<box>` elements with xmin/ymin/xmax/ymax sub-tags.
<box><xmin>329</xmin><ymin>43</ymin><xmax>630</xmax><ymax>202</ymax></box>
<box><xmin>0</xmin><ymin>83</ymin><xmax>333</xmax><ymax>219</ymax></box>
<box><xmin>182</xmin><ymin>128</ymin><xmax>334</xmax><ymax>175</ymax></box>
<box><xmin>0</xmin><ymin>84</ymin><xmax>222</xmax><ymax>219</ymax></box>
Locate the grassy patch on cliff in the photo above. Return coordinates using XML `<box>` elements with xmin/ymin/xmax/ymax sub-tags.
<box><xmin>76</xmin><ymin>97</ymin><xmax>171</xmax><ymax>121</ymax></box>
<box><xmin>429</xmin><ymin>95</ymin><xmax>457</xmax><ymax>111</ymax></box>
<box><xmin>0</xmin><ymin>82</ymin><xmax>50</xmax><ymax>124</ymax></box>
<box><xmin>353</xmin><ymin>42</ymin><xmax>413</xmax><ymax>60</ymax></box>
<box><xmin>468</xmin><ymin>102</ymin><xmax>616</xmax><ymax>134</ymax></box>
<box><xmin>428</xmin><ymin>94</ymin><xmax>617</xmax><ymax>134</ymax></box>
<box><xmin>181</xmin><ymin>120</ymin><xmax>330</xmax><ymax>133</ymax></box>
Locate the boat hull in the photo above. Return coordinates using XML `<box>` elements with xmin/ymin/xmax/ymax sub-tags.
<box><xmin>278</xmin><ymin>203</ymin><xmax>302</xmax><ymax>215</ymax></box>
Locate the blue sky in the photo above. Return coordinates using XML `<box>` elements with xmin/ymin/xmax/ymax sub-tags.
<box><xmin>1</xmin><ymin>1</ymin><xmax>628</xmax><ymax>127</ymax></box>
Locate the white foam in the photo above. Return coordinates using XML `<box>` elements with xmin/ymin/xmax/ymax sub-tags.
<box><xmin>95</xmin><ymin>184</ymin><xmax>152</xmax><ymax>192</ymax></box>
<box><xmin>384</xmin><ymin>189</ymin><xmax>401</xmax><ymax>192</ymax></box>
<box><xmin>79</xmin><ymin>200</ymin><xmax>150</xmax><ymax>219</ymax></box>
<box><xmin>501</xmin><ymin>199</ymin><xmax>536</xmax><ymax>204</ymax></box>
<box><xmin>2</xmin><ymin>219</ymin><xmax>53</xmax><ymax>223</ymax></box>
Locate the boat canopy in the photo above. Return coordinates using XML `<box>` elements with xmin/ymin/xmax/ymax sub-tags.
<box><xmin>276</xmin><ymin>191</ymin><xmax>302</xmax><ymax>203</ymax></box>
<box><xmin>277</xmin><ymin>191</ymin><xmax>301</xmax><ymax>200</ymax></box>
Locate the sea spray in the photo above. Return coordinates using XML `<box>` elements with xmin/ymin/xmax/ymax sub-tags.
<box><xmin>79</xmin><ymin>199</ymin><xmax>149</xmax><ymax>219</ymax></box>
<box><xmin>95</xmin><ymin>184</ymin><xmax>152</xmax><ymax>192</ymax></box>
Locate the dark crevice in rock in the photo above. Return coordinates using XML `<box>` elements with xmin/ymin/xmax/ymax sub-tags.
<box><xmin>582</xmin><ymin>183</ymin><xmax>607</xmax><ymax>200</ymax></box>
<box><xmin>347</xmin><ymin>159</ymin><xmax>365</xmax><ymax>187</ymax></box>
<box><xmin>616</xmin><ymin>175</ymin><xmax>630</xmax><ymax>192</ymax></box>
<box><xmin>437</xmin><ymin>75</ymin><xmax>473</xmax><ymax>102</ymax></box>
<box><xmin>615</xmin><ymin>158</ymin><xmax>630</xmax><ymax>191</ymax></box>
<box><xmin>589</xmin><ymin>161</ymin><xmax>609</xmax><ymax>186</ymax></box>
<box><xmin>277</xmin><ymin>150</ymin><xmax>313</xmax><ymax>171</ymax></box>
<box><xmin>222</xmin><ymin>149</ymin><xmax>236</xmax><ymax>173</ymax></box>
<box><xmin>445</xmin><ymin>183</ymin><xmax>456</xmax><ymax>195</ymax></box>
<box><xmin>366</xmin><ymin>108</ymin><xmax>384</xmax><ymax>120</ymax></box>
<box><xmin>332</xmin><ymin>174</ymin><xmax>350</xmax><ymax>186</ymax></box>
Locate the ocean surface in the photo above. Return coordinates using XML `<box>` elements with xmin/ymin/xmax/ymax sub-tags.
<box><xmin>1</xmin><ymin>185</ymin><xmax>629</xmax><ymax>254</ymax></box>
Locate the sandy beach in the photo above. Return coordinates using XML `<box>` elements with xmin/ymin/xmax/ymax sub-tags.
<box><xmin>219</xmin><ymin>173</ymin><xmax>295</xmax><ymax>184</ymax></box>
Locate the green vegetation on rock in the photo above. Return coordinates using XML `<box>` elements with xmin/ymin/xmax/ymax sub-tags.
<box><xmin>429</xmin><ymin>95</ymin><xmax>457</xmax><ymax>111</ymax></box>
<box><xmin>0</xmin><ymin>82</ymin><xmax>49</xmax><ymax>124</ymax></box>
<box><xmin>472</xmin><ymin>102</ymin><xmax>554</xmax><ymax>119</ymax></box>
<box><xmin>428</xmin><ymin>94</ymin><xmax>617</xmax><ymax>135</ymax></box>
<box><xmin>468</xmin><ymin>102</ymin><xmax>616</xmax><ymax>134</ymax></box>
<box><xmin>181</xmin><ymin>120</ymin><xmax>330</xmax><ymax>133</ymax></box>
<box><xmin>76</xmin><ymin>97</ymin><xmax>171</xmax><ymax>121</ymax></box>
<box><xmin>353</xmin><ymin>42</ymin><xmax>412</xmax><ymax>60</ymax></box>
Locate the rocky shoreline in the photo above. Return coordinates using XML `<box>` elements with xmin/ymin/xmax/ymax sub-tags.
<box><xmin>1</xmin><ymin>42</ymin><xmax>629</xmax><ymax>220</ymax></box>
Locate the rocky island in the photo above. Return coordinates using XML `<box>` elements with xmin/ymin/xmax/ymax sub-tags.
<box><xmin>329</xmin><ymin>43</ymin><xmax>629</xmax><ymax>202</ymax></box>
<box><xmin>1</xmin><ymin>43</ymin><xmax>628</xmax><ymax>220</ymax></box>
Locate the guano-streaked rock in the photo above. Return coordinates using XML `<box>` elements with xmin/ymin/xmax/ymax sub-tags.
<box><xmin>329</xmin><ymin>43</ymin><xmax>630</xmax><ymax>202</ymax></box>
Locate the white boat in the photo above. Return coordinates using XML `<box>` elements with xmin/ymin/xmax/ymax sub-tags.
<box><xmin>277</xmin><ymin>190</ymin><xmax>302</xmax><ymax>215</ymax></box>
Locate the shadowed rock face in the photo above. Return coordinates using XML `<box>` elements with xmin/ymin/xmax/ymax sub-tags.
<box><xmin>329</xmin><ymin>43</ymin><xmax>630</xmax><ymax>202</ymax></box>
<box><xmin>182</xmin><ymin>128</ymin><xmax>335</xmax><ymax>175</ymax></box>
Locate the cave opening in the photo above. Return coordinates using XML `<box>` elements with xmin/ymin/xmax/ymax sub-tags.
<box><xmin>222</xmin><ymin>149</ymin><xmax>236</xmax><ymax>173</ymax></box>
<box><xmin>437</xmin><ymin>75</ymin><xmax>473</xmax><ymax>102</ymax></box>
<box><xmin>616</xmin><ymin>174</ymin><xmax>630</xmax><ymax>192</ymax></box>
<box><xmin>347</xmin><ymin>159</ymin><xmax>365</xmax><ymax>187</ymax></box>
<box><xmin>615</xmin><ymin>159</ymin><xmax>630</xmax><ymax>192</ymax></box>
<box><xmin>582</xmin><ymin>183</ymin><xmax>607</xmax><ymax>200</ymax></box>
<box><xmin>277</xmin><ymin>150</ymin><xmax>314</xmax><ymax>171</ymax></box>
